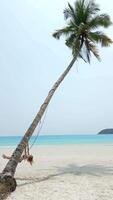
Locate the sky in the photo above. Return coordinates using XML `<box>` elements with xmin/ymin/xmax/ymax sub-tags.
<box><xmin>0</xmin><ymin>0</ymin><xmax>113</xmax><ymax>136</ymax></box>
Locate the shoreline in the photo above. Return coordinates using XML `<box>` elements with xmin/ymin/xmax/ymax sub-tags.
<box><xmin>0</xmin><ymin>142</ymin><xmax>113</xmax><ymax>148</ymax></box>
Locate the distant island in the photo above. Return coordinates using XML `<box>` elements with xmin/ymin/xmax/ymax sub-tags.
<box><xmin>98</xmin><ymin>129</ymin><xmax>113</xmax><ymax>135</ymax></box>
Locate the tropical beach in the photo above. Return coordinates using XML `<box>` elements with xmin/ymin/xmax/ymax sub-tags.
<box><xmin>0</xmin><ymin>0</ymin><xmax>113</xmax><ymax>199</ymax></box>
<box><xmin>0</xmin><ymin>143</ymin><xmax>113</xmax><ymax>200</ymax></box>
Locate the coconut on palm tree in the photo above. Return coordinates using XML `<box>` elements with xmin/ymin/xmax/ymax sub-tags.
<box><xmin>0</xmin><ymin>0</ymin><xmax>112</xmax><ymax>194</ymax></box>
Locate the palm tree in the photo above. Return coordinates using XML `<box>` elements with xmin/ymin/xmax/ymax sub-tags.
<box><xmin>0</xmin><ymin>0</ymin><xmax>112</xmax><ymax>194</ymax></box>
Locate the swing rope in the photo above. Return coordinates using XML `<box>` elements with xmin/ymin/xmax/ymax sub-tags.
<box><xmin>29</xmin><ymin>106</ymin><xmax>48</xmax><ymax>149</ymax></box>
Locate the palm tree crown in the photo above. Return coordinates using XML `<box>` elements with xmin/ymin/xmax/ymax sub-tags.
<box><xmin>53</xmin><ymin>0</ymin><xmax>112</xmax><ymax>63</ymax></box>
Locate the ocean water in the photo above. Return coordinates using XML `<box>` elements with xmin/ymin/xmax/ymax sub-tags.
<box><xmin>0</xmin><ymin>134</ymin><xmax>113</xmax><ymax>146</ymax></box>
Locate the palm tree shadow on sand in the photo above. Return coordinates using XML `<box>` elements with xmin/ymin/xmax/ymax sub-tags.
<box><xmin>17</xmin><ymin>163</ymin><xmax>113</xmax><ymax>187</ymax></box>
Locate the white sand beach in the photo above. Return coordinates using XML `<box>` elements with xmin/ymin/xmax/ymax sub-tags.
<box><xmin>0</xmin><ymin>144</ymin><xmax>113</xmax><ymax>200</ymax></box>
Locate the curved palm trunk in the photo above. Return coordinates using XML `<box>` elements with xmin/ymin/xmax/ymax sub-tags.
<box><xmin>0</xmin><ymin>56</ymin><xmax>77</xmax><ymax>193</ymax></box>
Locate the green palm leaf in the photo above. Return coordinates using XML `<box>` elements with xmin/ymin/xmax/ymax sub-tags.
<box><xmin>89</xmin><ymin>31</ymin><xmax>113</xmax><ymax>47</ymax></box>
<box><xmin>88</xmin><ymin>14</ymin><xmax>112</xmax><ymax>29</ymax></box>
<box><xmin>52</xmin><ymin>25</ymin><xmax>74</xmax><ymax>39</ymax></box>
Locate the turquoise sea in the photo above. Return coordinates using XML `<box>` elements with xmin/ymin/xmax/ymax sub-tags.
<box><xmin>0</xmin><ymin>135</ymin><xmax>113</xmax><ymax>146</ymax></box>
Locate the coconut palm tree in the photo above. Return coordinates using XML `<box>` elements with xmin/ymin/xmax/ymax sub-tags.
<box><xmin>0</xmin><ymin>0</ymin><xmax>112</xmax><ymax>194</ymax></box>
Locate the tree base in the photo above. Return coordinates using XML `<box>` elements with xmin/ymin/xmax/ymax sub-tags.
<box><xmin>0</xmin><ymin>174</ymin><xmax>17</xmax><ymax>196</ymax></box>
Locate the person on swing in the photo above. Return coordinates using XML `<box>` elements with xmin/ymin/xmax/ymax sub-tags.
<box><xmin>2</xmin><ymin>143</ymin><xmax>33</xmax><ymax>165</ymax></box>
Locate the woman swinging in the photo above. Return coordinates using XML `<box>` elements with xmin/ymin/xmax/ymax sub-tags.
<box><xmin>2</xmin><ymin>143</ymin><xmax>33</xmax><ymax>165</ymax></box>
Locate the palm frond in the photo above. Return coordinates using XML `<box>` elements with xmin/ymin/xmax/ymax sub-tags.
<box><xmin>87</xmin><ymin>0</ymin><xmax>100</xmax><ymax>15</ymax></box>
<box><xmin>89</xmin><ymin>43</ymin><xmax>101</xmax><ymax>61</ymax></box>
<box><xmin>89</xmin><ymin>31</ymin><xmax>113</xmax><ymax>46</ymax></box>
<box><xmin>88</xmin><ymin>14</ymin><xmax>112</xmax><ymax>29</ymax></box>
<box><xmin>74</xmin><ymin>0</ymin><xmax>86</xmax><ymax>25</ymax></box>
<box><xmin>84</xmin><ymin>39</ymin><xmax>100</xmax><ymax>62</ymax></box>
<box><xmin>83</xmin><ymin>0</ymin><xmax>99</xmax><ymax>22</ymax></box>
<box><xmin>65</xmin><ymin>34</ymin><xmax>76</xmax><ymax>47</ymax></box>
<box><xmin>52</xmin><ymin>25</ymin><xmax>74</xmax><ymax>39</ymax></box>
<box><xmin>98</xmin><ymin>14</ymin><xmax>112</xmax><ymax>27</ymax></box>
<box><xmin>84</xmin><ymin>40</ymin><xmax>91</xmax><ymax>63</ymax></box>
<box><xmin>64</xmin><ymin>3</ymin><xmax>76</xmax><ymax>21</ymax></box>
